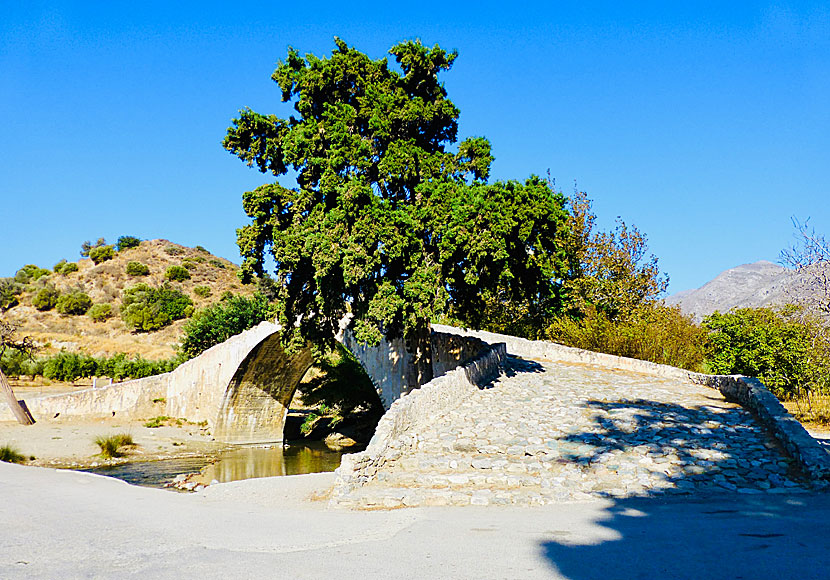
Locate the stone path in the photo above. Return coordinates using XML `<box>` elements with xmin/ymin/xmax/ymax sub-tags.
<box><xmin>341</xmin><ymin>357</ymin><xmax>811</xmax><ymax>508</ymax></box>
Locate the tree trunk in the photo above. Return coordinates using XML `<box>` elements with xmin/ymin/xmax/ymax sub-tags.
<box><xmin>405</xmin><ymin>324</ymin><xmax>434</xmax><ymax>393</ymax></box>
<box><xmin>0</xmin><ymin>368</ymin><xmax>35</xmax><ymax>425</ymax></box>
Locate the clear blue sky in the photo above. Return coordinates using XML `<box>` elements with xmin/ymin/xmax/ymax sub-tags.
<box><xmin>2</xmin><ymin>1</ymin><xmax>829</xmax><ymax>294</ymax></box>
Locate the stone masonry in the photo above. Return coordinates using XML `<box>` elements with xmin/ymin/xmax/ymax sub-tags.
<box><xmin>331</xmin><ymin>356</ymin><xmax>814</xmax><ymax>508</ymax></box>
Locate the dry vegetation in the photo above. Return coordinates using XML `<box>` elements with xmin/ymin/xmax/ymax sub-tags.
<box><xmin>4</xmin><ymin>240</ymin><xmax>253</xmax><ymax>359</ymax></box>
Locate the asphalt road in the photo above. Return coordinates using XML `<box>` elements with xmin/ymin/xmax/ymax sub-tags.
<box><xmin>2</xmin><ymin>462</ymin><xmax>829</xmax><ymax>579</ymax></box>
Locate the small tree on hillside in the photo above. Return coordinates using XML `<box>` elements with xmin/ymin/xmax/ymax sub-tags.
<box><xmin>224</xmin><ymin>39</ymin><xmax>570</xmax><ymax>388</ymax></box>
<box><xmin>781</xmin><ymin>218</ymin><xmax>830</xmax><ymax>318</ymax></box>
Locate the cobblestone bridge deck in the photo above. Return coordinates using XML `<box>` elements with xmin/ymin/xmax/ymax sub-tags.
<box><xmin>338</xmin><ymin>356</ymin><xmax>812</xmax><ymax>508</ymax></box>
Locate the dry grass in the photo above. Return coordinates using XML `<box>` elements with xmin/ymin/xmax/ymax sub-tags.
<box><xmin>784</xmin><ymin>393</ymin><xmax>830</xmax><ymax>428</ymax></box>
<box><xmin>4</xmin><ymin>239</ymin><xmax>254</xmax><ymax>359</ymax></box>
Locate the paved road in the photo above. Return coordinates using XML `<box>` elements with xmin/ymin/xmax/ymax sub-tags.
<box><xmin>1</xmin><ymin>462</ymin><xmax>829</xmax><ymax>579</ymax></box>
<box><xmin>338</xmin><ymin>357</ymin><xmax>810</xmax><ymax>508</ymax></box>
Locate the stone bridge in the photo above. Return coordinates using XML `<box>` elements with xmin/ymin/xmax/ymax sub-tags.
<box><xmin>0</xmin><ymin>322</ymin><xmax>488</xmax><ymax>444</ymax></box>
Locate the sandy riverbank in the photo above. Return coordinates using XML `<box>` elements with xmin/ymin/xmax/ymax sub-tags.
<box><xmin>0</xmin><ymin>416</ymin><xmax>229</xmax><ymax>468</ymax></box>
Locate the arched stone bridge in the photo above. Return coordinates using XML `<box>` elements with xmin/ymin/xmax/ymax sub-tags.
<box><xmin>1</xmin><ymin>322</ymin><xmax>486</xmax><ymax>444</ymax></box>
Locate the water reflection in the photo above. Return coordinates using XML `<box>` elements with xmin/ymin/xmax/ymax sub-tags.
<box><xmin>196</xmin><ymin>442</ymin><xmax>359</xmax><ymax>484</ymax></box>
<box><xmin>82</xmin><ymin>441</ymin><xmax>363</xmax><ymax>488</ymax></box>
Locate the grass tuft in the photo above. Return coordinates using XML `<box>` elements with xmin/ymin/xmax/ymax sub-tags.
<box><xmin>0</xmin><ymin>444</ymin><xmax>27</xmax><ymax>463</ymax></box>
<box><xmin>94</xmin><ymin>433</ymin><xmax>135</xmax><ymax>459</ymax></box>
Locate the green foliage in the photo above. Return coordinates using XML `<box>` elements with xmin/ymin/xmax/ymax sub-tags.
<box><xmin>1</xmin><ymin>349</ymin><xmax>180</xmax><ymax>382</ymax></box>
<box><xmin>125</xmin><ymin>261</ymin><xmax>150</xmax><ymax>276</ymax></box>
<box><xmin>32</xmin><ymin>285</ymin><xmax>60</xmax><ymax>311</ymax></box>
<box><xmin>15</xmin><ymin>264</ymin><xmax>50</xmax><ymax>284</ymax></box>
<box><xmin>299</xmin><ymin>344</ymin><xmax>382</xmax><ymax>419</ymax></box>
<box><xmin>95</xmin><ymin>433</ymin><xmax>134</xmax><ymax>459</ymax></box>
<box><xmin>53</xmin><ymin>259</ymin><xmax>67</xmax><ymax>273</ymax></box>
<box><xmin>193</xmin><ymin>285</ymin><xmax>211</xmax><ymax>298</ymax></box>
<box><xmin>43</xmin><ymin>352</ymin><xmax>98</xmax><ymax>382</ymax></box>
<box><xmin>55</xmin><ymin>290</ymin><xmax>92</xmax><ymax>315</ymax></box>
<box><xmin>87</xmin><ymin>303</ymin><xmax>113</xmax><ymax>322</ymax></box>
<box><xmin>115</xmin><ymin>235</ymin><xmax>141</xmax><ymax>251</ymax></box>
<box><xmin>165</xmin><ymin>265</ymin><xmax>191</xmax><ymax>282</ymax></box>
<box><xmin>194</xmin><ymin>245</ymin><xmax>209</xmax><ymax>253</ymax></box>
<box><xmin>208</xmin><ymin>259</ymin><xmax>226</xmax><ymax>269</ymax></box>
<box><xmin>80</xmin><ymin>238</ymin><xmax>106</xmax><ymax>257</ymax></box>
<box><xmin>164</xmin><ymin>245</ymin><xmax>184</xmax><ymax>256</ymax></box>
<box><xmin>703</xmin><ymin>307</ymin><xmax>830</xmax><ymax>399</ymax></box>
<box><xmin>178</xmin><ymin>293</ymin><xmax>274</xmax><ymax>359</ymax></box>
<box><xmin>121</xmin><ymin>283</ymin><xmax>193</xmax><ymax>332</ymax></box>
<box><xmin>144</xmin><ymin>416</ymin><xmax>170</xmax><ymax>428</ymax></box>
<box><xmin>88</xmin><ymin>245</ymin><xmax>115</xmax><ymax>265</ymax></box>
<box><xmin>225</xmin><ymin>39</ymin><xmax>567</xmax><ymax>361</ymax></box>
<box><xmin>60</xmin><ymin>262</ymin><xmax>79</xmax><ymax>274</ymax></box>
<box><xmin>0</xmin><ymin>444</ymin><xmax>26</xmax><ymax>464</ymax></box>
<box><xmin>0</xmin><ymin>278</ymin><xmax>23</xmax><ymax>311</ymax></box>
<box><xmin>181</xmin><ymin>260</ymin><xmax>198</xmax><ymax>271</ymax></box>
<box><xmin>548</xmin><ymin>303</ymin><xmax>707</xmax><ymax>371</ymax></box>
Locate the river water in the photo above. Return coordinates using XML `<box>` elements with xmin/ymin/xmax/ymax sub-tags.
<box><xmin>82</xmin><ymin>441</ymin><xmax>361</xmax><ymax>488</ymax></box>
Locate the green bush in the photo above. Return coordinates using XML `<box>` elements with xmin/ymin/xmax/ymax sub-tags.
<box><xmin>164</xmin><ymin>245</ymin><xmax>184</xmax><ymax>256</ymax></box>
<box><xmin>14</xmin><ymin>264</ymin><xmax>50</xmax><ymax>284</ymax></box>
<box><xmin>547</xmin><ymin>303</ymin><xmax>707</xmax><ymax>371</ymax></box>
<box><xmin>95</xmin><ymin>433</ymin><xmax>134</xmax><ymax>459</ymax></box>
<box><xmin>55</xmin><ymin>291</ymin><xmax>92</xmax><ymax>315</ymax></box>
<box><xmin>80</xmin><ymin>238</ymin><xmax>106</xmax><ymax>257</ymax></box>
<box><xmin>53</xmin><ymin>260</ymin><xmax>67</xmax><ymax>273</ymax></box>
<box><xmin>116</xmin><ymin>235</ymin><xmax>141</xmax><ymax>251</ymax></box>
<box><xmin>125</xmin><ymin>261</ymin><xmax>150</xmax><ymax>276</ymax></box>
<box><xmin>32</xmin><ymin>286</ymin><xmax>60</xmax><ymax>311</ymax></box>
<box><xmin>178</xmin><ymin>293</ymin><xmax>273</xmax><ymax>359</ymax></box>
<box><xmin>121</xmin><ymin>283</ymin><xmax>193</xmax><ymax>332</ymax></box>
<box><xmin>194</xmin><ymin>245</ymin><xmax>209</xmax><ymax>254</ymax></box>
<box><xmin>0</xmin><ymin>278</ymin><xmax>23</xmax><ymax>311</ymax></box>
<box><xmin>165</xmin><ymin>265</ymin><xmax>191</xmax><ymax>282</ymax></box>
<box><xmin>0</xmin><ymin>444</ymin><xmax>26</xmax><ymax>464</ymax></box>
<box><xmin>209</xmin><ymin>259</ymin><xmax>226</xmax><ymax>269</ymax></box>
<box><xmin>703</xmin><ymin>306</ymin><xmax>830</xmax><ymax>399</ymax></box>
<box><xmin>88</xmin><ymin>303</ymin><xmax>113</xmax><ymax>322</ymax></box>
<box><xmin>61</xmin><ymin>263</ymin><xmax>79</xmax><ymax>274</ymax></box>
<box><xmin>43</xmin><ymin>352</ymin><xmax>98</xmax><ymax>382</ymax></box>
<box><xmin>88</xmin><ymin>245</ymin><xmax>115</xmax><ymax>265</ymax></box>
<box><xmin>182</xmin><ymin>260</ymin><xmax>198</xmax><ymax>271</ymax></box>
<box><xmin>193</xmin><ymin>286</ymin><xmax>211</xmax><ymax>298</ymax></box>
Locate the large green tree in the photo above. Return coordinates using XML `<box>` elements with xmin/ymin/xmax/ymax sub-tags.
<box><xmin>224</xmin><ymin>38</ymin><xmax>569</xmax><ymax>387</ymax></box>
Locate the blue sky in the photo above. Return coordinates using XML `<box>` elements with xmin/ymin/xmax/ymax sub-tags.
<box><xmin>2</xmin><ymin>1</ymin><xmax>829</xmax><ymax>294</ymax></box>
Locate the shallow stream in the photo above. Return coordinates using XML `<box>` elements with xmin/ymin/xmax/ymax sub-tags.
<box><xmin>82</xmin><ymin>441</ymin><xmax>361</xmax><ymax>488</ymax></box>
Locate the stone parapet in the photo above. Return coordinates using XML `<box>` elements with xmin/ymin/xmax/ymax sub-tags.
<box><xmin>330</xmin><ymin>341</ymin><xmax>506</xmax><ymax>504</ymax></box>
<box><xmin>432</xmin><ymin>324</ymin><xmax>830</xmax><ymax>486</ymax></box>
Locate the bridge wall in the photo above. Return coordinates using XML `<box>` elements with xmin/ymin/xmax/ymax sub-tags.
<box><xmin>1</xmin><ymin>323</ymin><xmax>489</xmax><ymax>445</ymax></box>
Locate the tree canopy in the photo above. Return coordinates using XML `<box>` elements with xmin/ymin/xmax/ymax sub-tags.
<box><xmin>224</xmin><ymin>38</ymin><xmax>570</xmax><ymax>383</ymax></box>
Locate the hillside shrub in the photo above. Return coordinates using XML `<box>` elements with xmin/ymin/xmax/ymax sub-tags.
<box><xmin>116</xmin><ymin>235</ymin><xmax>141</xmax><ymax>251</ymax></box>
<box><xmin>164</xmin><ymin>245</ymin><xmax>184</xmax><ymax>256</ymax></box>
<box><xmin>32</xmin><ymin>286</ymin><xmax>60</xmax><ymax>311</ymax></box>
<box><xmin>178</xmin><ymin>293</ymin><xmax>273</xmax><ymax>358</ymax></box>
<box><xmin>89</xmin><ymin>245</ymin><xmax>115</xmax><ymax>265</ymax></box>
<box><xmin>125</xmin><ymin>261</ymin><xmax>150</xmax><ymax>276</ymax></box>
<box><xmin>88</xmin><ymin>303</ymin><xmax>113</xmax><ymax>322</ymax></box>
<box><xmin>53</xmin><ymin>260</ymin><xmax>67</xmax><ymax>273</ymax></box>
<box><xmin>0</xmin><ymin>278</ymin><xmax>23</xmax><ymax>311</ymax></box>
<box><xmin>209</xmin><ymin>259</ymin><xmax>226</xmax><ymax>269</ymax></box>
<box><xmin>61</xmin><ymin>263</ymin><xmax>78</xmax><ymax>274</ymax></box>
<box><xmin>547</xmin><ymin>303</ymin><xmax>707</xmax><ymax>371</ymax></box>
<box><xmin>194</xmin><ymin>245</ymin><xmax>209</xmax><ymax>254</ymax></box>
<box><xmin>55</xmin><ymin>291</ymin><xmax>92</xmax><ymax>315</ymax></box>
<box><xmin>80</xmin><ymin>238</ymin><xmax>106</xmax><ymax>257</ymax></box>
<box><xmin>121</xmin><ymin>283</ymin><xmax>193</xmax><ymax>331</ymax></box>
<box><xmin>14</xmin><ymin>264</ymin><xmax>49</xmax><ymax>284</ymax></box>
<box><xmin>703</xmin><ymin>306</ymin><xmax>830</xmax><ymax>399</ymax></box>
<box><xmin>193</xmin><ymin>285</ymin><xmax>211</xmax><ymax>298</ymax></box>
<box><xmin>165</xmin><ymin>265</ymin><xmax>191</xmax><ymax>282</ymax></box>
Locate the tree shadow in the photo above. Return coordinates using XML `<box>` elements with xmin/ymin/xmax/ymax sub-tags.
<box><xmin>476</xmin><ymin>355</ymin><xmax>544</xmax><ymax>390</ymax></box>
<box><xmin>538</xmin><ymin>397</ymin><xmax>824</xmax><ymax>579</ymax></box>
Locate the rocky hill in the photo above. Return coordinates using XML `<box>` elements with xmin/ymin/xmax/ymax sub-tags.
<box><xmin>664</xmin><ymin>260</ymin><xmax>794</xmax><ymax>321</ymax></box>
<box><xmin>2</xmin><ymin>240</ymin><xmax>254</xmax><ymax>359</ymax></box>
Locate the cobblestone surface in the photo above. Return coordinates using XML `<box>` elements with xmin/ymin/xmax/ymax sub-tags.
<box><xmin>339</xmin><ymin>357</ymin><xmax>811</xmax><ymax>508</ymax></box>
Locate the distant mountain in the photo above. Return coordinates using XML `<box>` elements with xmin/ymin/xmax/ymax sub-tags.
<box><xmin>664</xmin><ymin>261</ymin><xmax>793</xmax><ymax>322</ymax></box>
